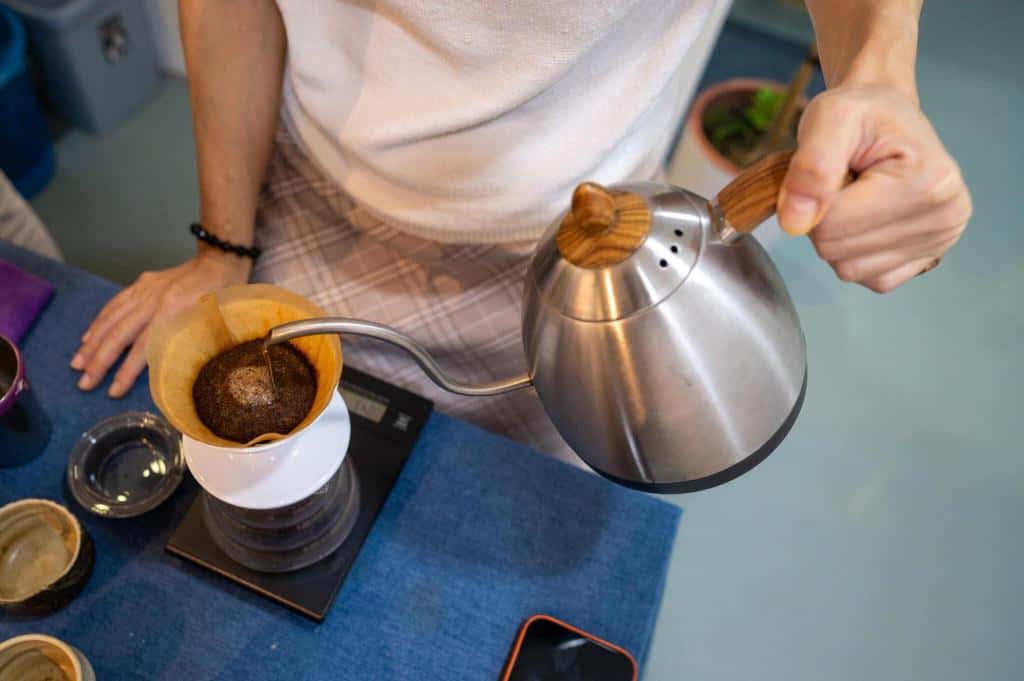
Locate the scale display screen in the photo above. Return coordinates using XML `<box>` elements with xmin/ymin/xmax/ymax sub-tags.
<box><xmin>339</xmin><ymin>384</ymin><xmax>389</xmax><ymax>424</ymax></box>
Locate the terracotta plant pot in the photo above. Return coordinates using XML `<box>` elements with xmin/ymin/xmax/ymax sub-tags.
<box><xmin>667</xmin><ymin>78</ymin><xmax>802</xmax><ymax>250</ymax></box>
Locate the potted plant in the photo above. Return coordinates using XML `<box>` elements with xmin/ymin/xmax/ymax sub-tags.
<box><xmin>667</xmin><ymin>46</ymin><xmax>818</xmax><ymax>249</ymax></box>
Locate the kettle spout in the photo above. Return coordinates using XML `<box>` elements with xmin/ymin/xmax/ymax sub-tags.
<box><xmin>264</xmin><ymin>318</ymin><xmax>533</xmax><ymax>397</ymax></box>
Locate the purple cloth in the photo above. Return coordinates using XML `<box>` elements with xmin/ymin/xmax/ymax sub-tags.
<box><xmin>0</xmin><ymin>258</ymin><xmax>54</xmax><ymax>343</ymax></box>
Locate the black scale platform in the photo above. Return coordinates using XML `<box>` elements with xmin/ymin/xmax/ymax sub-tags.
<box><xmin>165</xmin><ymin>368</ymin><xmax>433</xmax><ymax>621</ymax></box>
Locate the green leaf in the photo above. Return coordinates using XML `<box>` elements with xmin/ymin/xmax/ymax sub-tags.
<box><xmin>710</xmin><ymin>122</ymin><xmax>740</xmax><ymax>147</ymax></box>
<box><xmin>744</xmin><ymin>87</ymin><xmax>785</xmax><ymax>132</ymax></box>
<box><xmin>704</xmin><ymin>105</ymin><xmax>757</xmax><ymax>153</ymax></box>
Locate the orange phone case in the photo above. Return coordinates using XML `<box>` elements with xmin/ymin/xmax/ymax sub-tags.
<box><xmin>499</xmin><ymin>614</ymin><xmax>638</xmax><ymax>681</ymax></box>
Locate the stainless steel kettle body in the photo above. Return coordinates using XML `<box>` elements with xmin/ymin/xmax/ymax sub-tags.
<box><xmin>521</xmin><ymin>182</ymin><xmax>806</xmax><ymax>492</ymax></box>
<box><xmin>265</xmin><ymin>152</ymin><xmax>807</xmax><ymax>493</ymax></box>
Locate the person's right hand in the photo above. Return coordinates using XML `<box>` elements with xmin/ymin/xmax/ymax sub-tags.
<box><xmin>71</xmin><ymin>251</ymin><xmax>252</xmax><ymax>398</ymax></box>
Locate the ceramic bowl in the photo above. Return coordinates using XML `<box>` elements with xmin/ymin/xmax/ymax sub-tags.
<box><xmin>0</xmin><ymin>499</ymin><xmax>94</xmax><ymax>615</ymax></box>
<box><xmin>0</xmin><ymin>334</ymin><xmax>52</xmax><ymax>467</ymax></box>
<box><xmin>183</xmin><ymin>390</ymin><xmax>351</xmax><ymax>510</ymax></box>
<box><xmin>0</xmin><ymin>634</ymin><xmax>95</xmax><ymax>681</ymax></box>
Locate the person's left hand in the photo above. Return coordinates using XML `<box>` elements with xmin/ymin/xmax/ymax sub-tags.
<box><xmin>777</xmin><ymin>83</ymin><xmax>972</xmax><ymax>293</ymax></box>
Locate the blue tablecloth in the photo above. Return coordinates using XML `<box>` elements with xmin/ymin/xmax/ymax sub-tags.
<box><xmin>0</xmin><ymin>241</ymin><xmax>681</xmax><ymax>680</ymax></box>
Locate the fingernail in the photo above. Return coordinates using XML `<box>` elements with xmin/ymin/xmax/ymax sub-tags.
<box><xmin>108</xmin><ymin>380</ymin><xmax>123</xmax><ymax>398</ymax></box>
<box><xmin>77</xmin><ymin>374</ymin><xmax>93</xmax><ymax>390</ymax></box>
<box><xmin>70</xmin><ymin>353</ymin><xmax>85</xmax><ymax>370</ymax></box>
<box><xmin>778</xmin><ymin>189</ymin><xmax>820</xmax><ymax>236</ymax></box>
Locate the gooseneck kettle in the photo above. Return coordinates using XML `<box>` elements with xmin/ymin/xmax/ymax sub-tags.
<box><xmin>265</xmin><ymin>151</ymin><xmax>806</xmax><ymax>493</ymax></box>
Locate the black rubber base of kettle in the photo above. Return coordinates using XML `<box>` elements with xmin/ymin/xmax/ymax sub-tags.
<box><xmin>165</xmin><ymin>368</ymin><xmax>433</xmax><ymax>621</ymax></box>
<box><xmin>595</xmin><ymin>368</ymin><xmax>807</xmax><ymax>494</ymax></box>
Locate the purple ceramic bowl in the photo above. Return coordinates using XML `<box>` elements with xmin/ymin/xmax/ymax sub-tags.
<box><xmin>0</xmin><ymin>334</ymin><xmax>51</xmax><ymax>466</ymax></box>
<box><xmin>0</xmin><ymin>334</ymin><xmax>25</xmax><ymax>416</ymax></box>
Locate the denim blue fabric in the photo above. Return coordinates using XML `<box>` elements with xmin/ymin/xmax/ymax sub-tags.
<box><xmin>0</xmin><ymin>240</ymin><xmax>681</xmax><ymax>680</ymax></box>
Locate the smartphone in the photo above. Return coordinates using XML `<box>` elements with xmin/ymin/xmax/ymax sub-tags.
<box><xmin>499</xmin><ymin>614</ymin><xmax>638</xmax><ymax>681</ymax></box>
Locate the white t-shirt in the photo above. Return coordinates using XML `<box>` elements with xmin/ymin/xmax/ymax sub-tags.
<box><xmin>276</xmin><ymin>0</ymin><xmax>716</xmax><ymax>243</ymax></box>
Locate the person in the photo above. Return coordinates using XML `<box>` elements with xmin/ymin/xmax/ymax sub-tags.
<box><xmin>0</xmin><ymin>170</ymin><xmax>61</xmax><ymax>261</ymax></box>
<box><xmin>70</xmin><ymin>0</ymin><xmax>971</xmax><ymax>460</ymax></box>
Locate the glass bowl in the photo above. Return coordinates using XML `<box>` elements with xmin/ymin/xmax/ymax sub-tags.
<box><xmin>67</xmin><ymin>412</ymin><xmax>184</xmax><ymax>518</ymax></box>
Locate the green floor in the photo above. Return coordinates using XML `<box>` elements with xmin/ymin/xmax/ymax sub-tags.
<box><xmin>30</xmin><ymin>77</ymin><xmax>198</xmax><ymax>284</ymax></box>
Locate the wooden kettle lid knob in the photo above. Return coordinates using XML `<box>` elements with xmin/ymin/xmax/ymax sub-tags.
<box><xmin>571</xmin><ymin>183</ymin><xmax>618</xmax><ymax>235</ymax></box>
<box><xmin>557</xmin><ymin>182</ymin><xmax>651</xmax><ymax>268</ymax></box>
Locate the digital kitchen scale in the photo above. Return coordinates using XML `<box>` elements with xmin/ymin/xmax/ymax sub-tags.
<box><xmin>165</xmin><ymin>367</ymin><xmax>433</xmax><ymax>621</ymax></box>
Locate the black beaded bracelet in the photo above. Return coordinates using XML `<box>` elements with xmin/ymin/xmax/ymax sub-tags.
<box><xmin>190</xmin><ymin>223</ymin><xmax>261</xmax><ymax>260</ymax></box>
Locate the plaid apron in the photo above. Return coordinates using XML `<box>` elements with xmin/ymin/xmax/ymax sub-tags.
<box><xmin>252</xmin><ymin>129</ymin><xmax>580</xmax><ymax>465</ymax></box>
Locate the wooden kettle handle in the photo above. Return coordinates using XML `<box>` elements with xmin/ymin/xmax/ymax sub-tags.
<box><xmin>715</xmin><ymin>150</ymin><xmax>854</xmax><ymax>236</ymax></box>
<box><xmin>713</xmin><ymin>150</ymin><xmax>794</xmax><ymax>235</ymax></box>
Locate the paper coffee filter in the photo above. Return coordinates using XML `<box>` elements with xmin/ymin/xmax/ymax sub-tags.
<box><xmin>146</xmin><ymin>284</ymin><xmax>342</xmax><ymax>447</ymax></box>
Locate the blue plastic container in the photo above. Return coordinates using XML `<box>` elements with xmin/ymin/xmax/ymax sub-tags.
<box><xmin>0</xmin><ymin>6</ymin><xmax>55</xmax><ymax>199</ymax></box>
